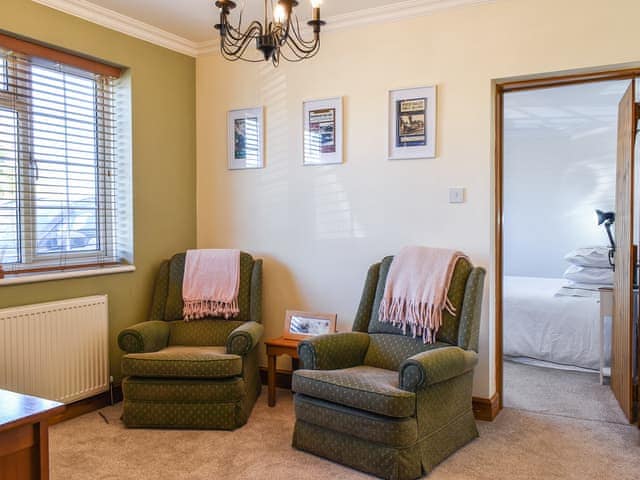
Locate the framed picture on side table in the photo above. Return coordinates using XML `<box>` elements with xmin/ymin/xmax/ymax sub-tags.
<box><xmin>388</xmin><ymin>86</ymin><xmax>437</xmax><ymax>160</ymax></box>
<box><xmin>303</xmin><ymin>97</ymin><xmax>343</xmax><ymax>166</ymax></box>
<box><xmin>284</xmin><ymin>310</ymin><xmax>337</xmax><ymax>340</ymax></box>
<box><xmin>228</xmin><ymin>107</ymin><xmax>264</xmax><ymax>170</ymax></box>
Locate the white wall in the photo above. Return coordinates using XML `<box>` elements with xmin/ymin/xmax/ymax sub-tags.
<box><xmin>196</xmin><ymin>0</ymin><xmax>640</xmax><ymax>399</ymax></box>
<box><xmin>503</xmin><ymin>81</ymin><xmax>624</xmax><ymax>279</ymax></box>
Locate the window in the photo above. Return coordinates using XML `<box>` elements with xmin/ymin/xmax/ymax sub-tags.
<box><xmin>0</xmin><ymin>57</ymin><xmax>7</xmax><ymax>90</ymax></box>
<box><xmin>0</xmin><ymin>35</ymin><xmax>131</xmax><ymax>276</ymax></box>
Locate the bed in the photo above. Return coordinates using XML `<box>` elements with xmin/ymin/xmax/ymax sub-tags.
<box><xmin>503</xmin><ymin>276</ymin><xmax>609</xmax><ymax>371</ymax></box>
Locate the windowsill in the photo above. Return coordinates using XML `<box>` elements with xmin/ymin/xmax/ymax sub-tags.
<box><xmin>0</xmin><ymin>265</ymin><xmax>136</xmax><ymax>286</ymax></box>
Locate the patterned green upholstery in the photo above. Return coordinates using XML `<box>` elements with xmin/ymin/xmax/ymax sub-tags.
<box><xmin>226</xmin><ymin>321</ymin><xmax>264</xmax><ymax>355</ymax></box>
<box><xmin>118</xmin><ymin>321</ymin><xmax>170</xmax><ymax>354</ymax></box>
<box><xmin>122</xmin><ymin>346</ymin><xmax>242</xmax><ymax>379</ymax></box>
<box><xmin>168</xmin><ymin>319</ymin><xmax>244</xmax><ymax>347</ymax></box>
<box><xmin>298</xmin><ymin>332</ymin><xmax>370</xmax><ymax>370</ymax></box>
<box><xmin>365</xmin><ymin>336</ymin><xmax>450</xmax><ymax>371</ymax></box>
<box><xmin>118</xmin><ymin>251</ymin><xmax>263</xmax><ymax>430</ymax></box>
<box><xmin>399</xmin><ymin>346</ymin><xmax>478</xmax><ymax>391</ymax></box>
<box><xmin>292</xmin><ymin>255</ymin><xmax>486</xmax><ymax>479</ymax></box>
<box><xmin>295</xmin><ymin>394</ymin><xmax>417</xmax><ymax>448</ymax></box>
<box><xmin>293</xmin><ymin>366</ymin><xmax>416</xmax><ymax>418</ymax></box>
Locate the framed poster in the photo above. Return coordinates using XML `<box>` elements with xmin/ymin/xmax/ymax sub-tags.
<box><xmin>388</xmin><ymin>86</ymin><xmax>436</xmax><ymax>160</ymax></box>
<box><xmin>227</xmin><ymin>107</ymin><xmax>264</xmax><ymax>170</ymax></box>
<box><xmin>283</xmin><ymin>310</ymin><xmax>337</xmax><ymax>341</ymax></box>
<box><xmin>303</xmin><ymin>97</ymin><xmax>343</xmax><ymax>166</ymax></box>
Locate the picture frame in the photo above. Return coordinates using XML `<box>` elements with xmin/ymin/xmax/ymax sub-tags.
<box><xmin>227</xmin><ymin>107</ymin><xmax>264</xmax><ymax>170</ymax></box>
<box><xmin>388</xmin><ymin>86</ymin><xmax>437</xmax><ymax>160</ymax></box>
<box><xmin>283</xmin><ymin>310</ymin><xmax>337</xmax><ymax>340</ymax></box>
<box><xmin>303</xmin><ymin>97</ymin><xmax>343</xmax><ymax>166</ymax></box>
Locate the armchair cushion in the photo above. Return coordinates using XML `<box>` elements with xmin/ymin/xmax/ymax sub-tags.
<box><xmin>298</xmin><ymin>332</ymin><xmax>370</xmax><ymax>370</ymax></box>
<box><xmin>168</xmin><ymin>319</ymin><xmax>243</xmax><ymax>347</ymax></box>
<box><xmin>399</xmin><ymin>346</ymin><xmax>478</xmax><ymax>391</ymax></box>
<box><xmin>118</xmin><ymin>321</ymin><xmax>170</xmax><ymax>354</ymax></box>
<box><xmin>293</xmin><ymin>366</ymin><xmax>415</xmax><ymax>418</ymax></box>
<box><xmin>122</xmin><ymin>346</ymin><xmax>242</xmax><ymax>379</ymax></box>
<box><xmin>364</xmin><ymin>333</ymin><xmax>451</xmax><ymax>371</ymax></box>
<box><xmin>226</xmin><ymin>321</ymin><xmax>264</xmax><ymax>355</ymax></box>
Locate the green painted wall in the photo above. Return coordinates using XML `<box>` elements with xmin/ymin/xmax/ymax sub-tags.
<box><xmin>0</xmin><ymin>0</ymin><xmax>196</xmax><ymax>381</ymax></box>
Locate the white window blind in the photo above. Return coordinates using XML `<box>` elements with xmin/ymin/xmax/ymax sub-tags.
<box><xmin>0</xmin><ymin>38</ymin><xmax>131</xmax><ymax>276</ymax></box>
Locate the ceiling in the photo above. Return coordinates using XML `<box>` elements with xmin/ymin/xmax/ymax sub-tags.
<box><xmin>503</xmin><ymin>80</ymin><xmax>631</xmax><ymax>135</ymax></box>
<box><xmin>81</xmin><ymin>0</ymin><xmax>413</xmax><ymax>43</ymax></box>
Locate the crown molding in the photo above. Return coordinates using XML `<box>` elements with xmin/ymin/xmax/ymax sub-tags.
<box><xmin>32</xmin><ymin>0</ymin><xmax>200</xmax><ymax>56</ymax></box>
<box><xmin>325</xmin><ymin>0</ymin><xmax>495</xmax><ymax>33</ymax></box>
<box><xmin>33</xmin><ymin>0</ymin><xmax>495</xmax><ymax>58</ymax></box>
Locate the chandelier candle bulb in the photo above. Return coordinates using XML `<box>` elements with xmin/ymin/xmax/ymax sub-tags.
<box><xmin>274</xmin><ymin>4</ymin><xmax>287</xmax><ymax>24</ymax></box>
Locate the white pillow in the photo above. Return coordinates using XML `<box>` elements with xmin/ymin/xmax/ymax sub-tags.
<box><xmin>563</xmin><ymin>265</ymin><xmax>613</xmax><ymax>285</ymax></box>
<box><xmin>564</xmin><ymin>247</ymin><xmax>611</xmax><ymax>268</ymax></box>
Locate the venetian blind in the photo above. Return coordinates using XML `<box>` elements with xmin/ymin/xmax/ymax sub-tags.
<box><xmin>0</xmin><ymin>36</ymin><xmax>131</xmax><ymax>276</ymax></box>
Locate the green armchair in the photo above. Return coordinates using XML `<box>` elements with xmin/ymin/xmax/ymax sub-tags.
<box><xmin>118</xmin><ymin>252</ymin><xmax>263</xmax><ymax>430</ymax></box>
<box><xmin>292</xmin><ymin>255</ymin><xmax>486</xmax><ymax>479</ymax></box>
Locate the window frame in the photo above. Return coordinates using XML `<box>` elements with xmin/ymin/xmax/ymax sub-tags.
<box><xmin>0</xmin><ymin>54</ymin><xmax>116</xmax><ymax>272</ymax></box>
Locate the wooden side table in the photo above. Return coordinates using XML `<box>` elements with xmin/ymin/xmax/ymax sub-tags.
<box><xmin>0</xmin><ymin>389</ymin><xmax>65</xmax><ymax>480</ymax></box>
<box><xmin>265</xmin><ymin>336</ymin><xmax>301</xmax><ymax>407</ymax></box>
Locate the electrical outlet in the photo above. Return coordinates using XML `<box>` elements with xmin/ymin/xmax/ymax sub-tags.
<box><xmin>449</xmin><ymin>187</ymin><xmax>465</xmax><ymax>204</ymax></box>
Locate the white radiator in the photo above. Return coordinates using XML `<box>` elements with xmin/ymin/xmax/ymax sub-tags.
<box><xmin>0</xmin><ymin>295</ymin><xmax>110</xmax><ymax>404</ymax></box>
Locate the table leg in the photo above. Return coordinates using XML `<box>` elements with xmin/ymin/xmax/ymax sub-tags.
<box><xmin>268</xmin><ymin>353</ymin><xmax>276</xmax><ymax>407</ymax></box>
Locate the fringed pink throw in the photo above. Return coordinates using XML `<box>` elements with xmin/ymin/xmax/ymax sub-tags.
<box><xmin>182</xmin><ymin>249</ymin><xmax>240</xmax><ymax>321</ymax></box>
<box><xmin>379</xmin><ymin>246</ymin><xmax>468</xmax><ymax>344</ymax></box>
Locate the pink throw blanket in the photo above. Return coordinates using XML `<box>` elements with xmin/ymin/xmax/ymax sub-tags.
<box><xmin>379</xmin><ymin>246</ymin><xmax>468</xmax><ymax>343</ymax></box>
<box><xmin>182</xmin><ymin>249</ymin><xmax>240</xmax><ymax>321</ymax></box>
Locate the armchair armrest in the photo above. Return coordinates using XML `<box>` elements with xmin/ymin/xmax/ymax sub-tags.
<box><xmin>298</xmin><ymin>332</ymin><xmax>370</xmax><ymax>370</ymax></box>
<box><xmin>226</xmin><ymin>321</ymin><xmax>264</xmax><ymax>355</ymax></box>
<box><xmin>399</xmin><ymin>346</ymin><xmax>478</xmax><ymax>391</ymax></box>
<box><xmin>118</xmin><ymin>321</ymin><xmax>170</xmax><ymax>354</ymax></box>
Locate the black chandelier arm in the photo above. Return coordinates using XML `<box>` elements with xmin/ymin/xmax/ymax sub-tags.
<box><xmin>222</xmin><ymin>17</ymin><xmax>264</xmax><ymax>41</ymax></box>
<box><xmin>283</xmin><ymin>31</ymin><xmax>320</xmax><ymax>55</ymax></box>
<box><xmin>290</xmin><ymin>27</ymin><xmax>318</xmax><ymax>49</ymax></box>
<box><xmin>279</xmin><ymin>37</ymin><xmax>320</xmax><ymax>61</ymax></box>
<box><xmin>221</xmin><ymin>27</ymin><xmax>263</xmax><ymax>59</ymax></box>
<box><xmin>222</xmin><ymin>49</ymin><xmax>265</xmax><ymax>63</ymax></box>
<box><xmin>221</xmin><ymin>34</ymin><xmax>253</xmax><ymax>57</ymax></box>
<box><xmin>223</xmin><ymin>21</ymin><xmax>263</xmax><ymax>47</ymax></box>
<box><xmin>222</xmin><ymin>41</ymin><xmax>262</xmax><ymax>62</ymax></box>
<box><xmin>289</xmin><ymin>15</ymin><xmax>318</xmax><ymax>47</ymax></box>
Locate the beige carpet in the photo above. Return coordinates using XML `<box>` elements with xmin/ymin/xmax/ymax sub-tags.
<box><xmin>503</xmin><ymin>360</ymin><xmax>628</xmax><ymax>424</ymax></box>
<box><xmin>51</xmin><ymin>388</ymin><xmax>640</xmax><ymax>480</ymax></box>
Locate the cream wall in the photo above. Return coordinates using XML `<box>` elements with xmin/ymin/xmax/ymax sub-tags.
<box><xmin>196</xmin><ymin>0</ymin><xmax>640</xmax><ymax>398</ymax></box>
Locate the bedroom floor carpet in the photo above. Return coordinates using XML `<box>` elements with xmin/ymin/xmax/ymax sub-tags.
<box><xmin>503</xmin><ymin>360</ymin><xmax>628</xmax><ymax>424</ymax></box>
<box><xmin>50</xmin><ymin>388</ymin><xmax>640</xmax><ymax>480</ymax></box>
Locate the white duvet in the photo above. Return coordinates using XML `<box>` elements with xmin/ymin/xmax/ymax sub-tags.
<box><xmin>503</xmin><ymin>276</ymin><xmax>604</xmax><ymax>370</ymax></box>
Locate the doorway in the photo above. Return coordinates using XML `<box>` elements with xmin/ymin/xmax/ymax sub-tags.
<box><xmin>494</xmin><ymin>69</ymin><xmax>640</xmax><ymax>423</ymax></box>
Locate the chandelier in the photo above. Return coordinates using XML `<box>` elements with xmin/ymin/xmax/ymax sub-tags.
<box><xmin>214</xmin><ymin>0</ymin><xmax>326</xmax><ymax>66</ymax></box>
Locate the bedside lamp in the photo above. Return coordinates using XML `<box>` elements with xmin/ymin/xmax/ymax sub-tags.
<box><xmin>596</xmin><ymin>209</ymin><xmax>615</xmax><ymax>269</ymax></box>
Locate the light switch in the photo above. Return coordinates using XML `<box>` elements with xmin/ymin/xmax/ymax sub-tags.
<box><xmin>449</xmin><ymin>187</ymin><xmax>465</xmax><ymax>204</ymax></box>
